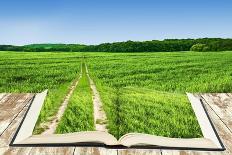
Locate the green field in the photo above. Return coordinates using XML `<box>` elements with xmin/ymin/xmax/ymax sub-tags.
<box><xmin>85</xmin><ymin>51</ymin><xmax>232</xmax><ymax>138</ymax></box>
<box><xmin>0</xmin><ymin>52</ymin><xmax>81</xmax><ymax>134</ymax></box>
<box><xmin>1</xmin><ymin>51</ymin><xmax>232</xmax><ymax>138</ymax></box>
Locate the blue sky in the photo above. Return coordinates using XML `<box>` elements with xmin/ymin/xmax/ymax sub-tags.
<box><xmin>0</xmin><ymin>0</ymin><xmax>231</xmax><ymax>45</ymax></box>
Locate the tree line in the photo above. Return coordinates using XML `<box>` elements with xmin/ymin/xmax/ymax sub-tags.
<box><xmin>1</xmin><ymin>38</ymin><xmax>232</xmax><ymax>52</ymax></box>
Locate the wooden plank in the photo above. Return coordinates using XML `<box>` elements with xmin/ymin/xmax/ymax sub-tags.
<box><xmin>0</xmin><ymin>94</ymin><xmax>33</xmax><ymax>155</ymax></box>
<box><xmin>3</xmin><ymin>147</ymin><xmax>75</xmax><ymax>155</ymax></box>
<box><xmin>0</xmin><ymin>94</ymin><xmax>34</xmax><ymax>135</ymax></box>
<box><xmin>0</xmin><ymin>94</ymin><xmax>11</xmax><ymax>105</ymax></box>
<box><xmin>161</xmin><ymin>150</ymin><xmax>223</xmax><ymax>155</ymax></box>
<box><xmin>0</xmin><ymin>94</ymin><xmax>25</xmax><ymax>106</ymax></box>
<box><xmin>0</xmin><ymin>93</ymin><xmax>6</xmax><ymax>102</ymax></box>
<box><xmin>226</xmin><ymin>93</ymin><xmax>232</xmax><ymax>98</ymax></box>
<box><xmin>0</xmin><ymin>106</ymin><xmax>31</xmax><ymax>154</ymax></box>
<box><xmin>74</xmin><ymin>147</ymin><xmax>117</xmax><ymax>155</ymax></box>
<box><xmin>30</xmin><ymin>147</ymin><xmax>74</xmax><ymax>155</ymax></box>
<box><xmin>0</xmin><ymin>101</ymin><xmax>30</xmax><ymax>148</ymax></box>
<box><xmin>201</xmin><ymin>94</ymin><xmax>232</xmax><ymax>132</ymax></box>
<box><xmin>201</xmin><ymin>97</ymin><xmax>232</xmax><ymax>154</ymax></box>
<box><xmin>118</xmin><ymin>149</ymin><xmax>161</xmax><ymax>155</ymax></box>
<box><xmin>1</xmin><ymin>147</ymin><xmax>33</xmax><ymax>155</ymax></box>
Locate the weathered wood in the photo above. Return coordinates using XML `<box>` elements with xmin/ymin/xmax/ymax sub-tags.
<box><xmin>226</xmin><ymin>93</ymin><xmax>232</xmax><ymax>98</ymax></box>
<box><xmin>74</xmin><ymin>147</ymin><xmax>117</xmax><ymax>155</ymax></box>
<box><xmin>0</xmin><ymin>94</ymin><xmax>33</xmax><ymax>155</ymax></box>
<box><xmin>0</xmin><ymin>94</ymin><xmax>26</xmax><ymax>106</ymax></box>
<box><xmin>0</xmin><ymin>104</ymin><xmax>29</xmax><ymax>148</ymax></box>
<box><xmin>2</xmin><ymin>147</ymin><xmax>33</xmax><ymax>155</ymax></box>
<box><xmin>30</xmin><ymin>147</ymin><xmax>75</xmax><ymax>155</ymax></box>
<box><xmin>0</xmin><ymin>96</ymin><xmax>34</xmax><ymax>148</ymax></box>
<box><xmin>4</xmin><ymin>146</ymin><xmax>74</xmax><ymax>155</ymax></box>
<box><xmin>161</xmin><ymin>150</ymin><xmax>223</xmax><ymax>155</ymax></box>
<box><xmin>118</xmin><ymin>149</ymin><xmax>161</xmax><ymax>155</ymax></box>
<box><xmin>200</xmin><ymin>94</ymin><xmax>232</xmax><ymax>154</ymax></box>
<box><xmin>0</xmin><ymin>94</ymin><xmax>34</xmax><ymax>135</ymax></box>
<box><xmin>0</xmin><ymin>94</ymin><xmax>12</xmax><ymax>106</ymax></box>
<box><xmin>201</xmin><ymin>94</ymin><xmax>232</xmax><ymax>132</ymax></box>
<box><xmin>0</xmin><ymin>94</ymin><xmax>6</xmax><ymax>102</ymax></box>
<box><xmin>4</xmin><ymin>147</ymin><xmax>74</xmax><ymax>155</ymax></box>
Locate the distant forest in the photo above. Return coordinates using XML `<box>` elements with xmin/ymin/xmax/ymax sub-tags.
<box><xmin>1</xmin><ymin>38</ymin><xmax>232</xmax><ymax>52</ymax></box>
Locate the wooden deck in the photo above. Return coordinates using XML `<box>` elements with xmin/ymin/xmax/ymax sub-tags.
<box><xmin>0</xmin><ymin>93</ymin><xmax>231</xmax><ymax>155</ymax></box>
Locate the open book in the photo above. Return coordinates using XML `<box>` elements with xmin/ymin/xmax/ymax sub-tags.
<box><xmin>11</xmin><ymin>91</ymin><xmax>225</xmax><ymax>150</ymax></box>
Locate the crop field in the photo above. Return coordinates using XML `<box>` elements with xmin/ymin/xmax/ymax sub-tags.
<box><xmin>1</xmin><ymin>51</ymin><xmax>232</xmax><ymax>138</ymax></box>
<box><xmin>0</xmin><ymin>52</ymin><xmax>81</xmax><ymax>134</ymax></box>
<box><xmin>86</xmin><ymin>51</ymin><xmax>232</xmax><ymax>138</ymax></box>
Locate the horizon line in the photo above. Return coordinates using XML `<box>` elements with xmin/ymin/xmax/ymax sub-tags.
<box><xmin>1</xmin><ymin>37</ymin><xmax>231</xmax><ymax>46</ymax></box>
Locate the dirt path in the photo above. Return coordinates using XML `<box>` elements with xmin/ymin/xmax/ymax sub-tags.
<box><xmin>42</xmin><ymin>71</ymin><xmax>82</xmax><ymax>135</ymax></box>
<box><xmin>85</xmin><ymin>64</ymin><xmax>108</xmax><ymax>132</ymax></box>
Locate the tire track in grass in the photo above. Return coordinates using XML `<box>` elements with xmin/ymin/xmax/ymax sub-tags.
<box><xmin>55</xmin><ymin>63</ymin><xmax>95</xmax><ymax>133</ymax></box>
<box><xmin>85</xmin><ymin>64</ymin><xmax>108</xmax><ymax>132</ymax></box>
<box><xmin>55</xmin><ymin>62</ymin><xmax>108</xmax><ymax>133</ymax></box>
<box><xmin>41</xmin><ymin>66</ymin><xmax>82</xmax><ymax>135</ymax></box>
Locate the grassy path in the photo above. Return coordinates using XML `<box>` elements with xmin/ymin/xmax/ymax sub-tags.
<box><xmin>55</xmin><ymin>63</ymin><xmax>95</xmax><ymax>133</ymax></box>
<box><xmin>55</xmin><ymin>62</ymin><xmax>108</xmax><ymax>133</ymax></box>
<box><xmin>41</xmin><ymin>67</ymin><xmax>82</xmax><ymax>135</ymax></box>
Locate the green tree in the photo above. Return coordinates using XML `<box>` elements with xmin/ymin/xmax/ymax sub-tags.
<box><xmin>190</xmin><ymin>43</ymin><xmax>210</xmax><ymax>52</ymax></box>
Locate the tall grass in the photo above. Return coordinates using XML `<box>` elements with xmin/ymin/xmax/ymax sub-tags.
<box><xmin>86</xmin><ymin>51</ymin><xmax>232</xmax><ymax>138</ymax></box>
<box><xmin>0</xmin><ymin>52</ymin><xmax>82</xmax><ymax>134</ymax></box>
<box><xmin>117</xmin><ymin>87</ymin><xmax>202</xmax><ymax>138</ymax></box>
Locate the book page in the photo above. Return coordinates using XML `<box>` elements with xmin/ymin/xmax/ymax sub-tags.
<box><xmin>119</xmin><ymin>133</ymin><xmax>218</xmax><ymax>148</ymax></box>
<box><xmin>16</xmin><ymin>131</ymin><xmax>119</xmax><ymax>146</ymax></box>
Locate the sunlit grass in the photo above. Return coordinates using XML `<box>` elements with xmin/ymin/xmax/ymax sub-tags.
<box><xmin>56</xmin><ymin>63</ymin><xmax>95</xmax><ymax>133</ymax></box>
<box><xmin>0</xmin><ymin>52</ymin><xmax>81</xmax><ymax>134</ymax></box>
<box><xmin>1</xmin><ymin>51</ymin><xmax>232</xmax><ymax>138</ymax></box>
<box><xmin>87</xmin><ymin>51</ymin><xmax>232</xmax><ymax>138</ymax></box>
